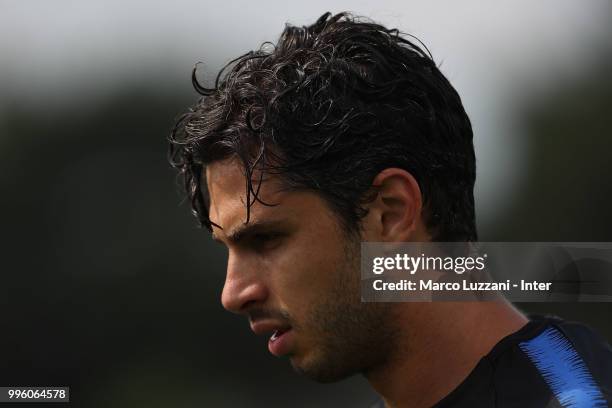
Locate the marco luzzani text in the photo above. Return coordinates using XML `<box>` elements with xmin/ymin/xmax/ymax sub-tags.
<box><xmin>371</xmin><ymin>253</ymin><xmax>552</xmax><ymax>292</ymax></box>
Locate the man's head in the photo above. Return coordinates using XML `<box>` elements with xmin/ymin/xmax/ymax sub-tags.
<box><xmin>169</xmin><ymin>12</ymin><xmax>476</xmax><ymax>381</ymax></box>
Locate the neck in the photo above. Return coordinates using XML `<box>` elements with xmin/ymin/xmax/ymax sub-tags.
<box><xmin>365</xmin><ymin>300</ymin><xmax>528</xmax><ymax>408</ymax></box>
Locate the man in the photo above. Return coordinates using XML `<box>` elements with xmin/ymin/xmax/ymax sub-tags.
<box><xmin>168</xmin><ymin>12</ymin><xmax>612</xmax><ymax>407</ymax></box>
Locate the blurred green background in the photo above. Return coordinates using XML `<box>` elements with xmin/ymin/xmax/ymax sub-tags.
<box><xmin>1</xmin><ymin>1</ymin><xmax>611</xmax><ymax>407</ymax></box>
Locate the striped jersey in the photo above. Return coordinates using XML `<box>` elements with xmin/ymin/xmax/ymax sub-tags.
<box><xmin>373</xmin><ymin>315</ymin><xmax>612</xmax><ymax>407</ymax></box>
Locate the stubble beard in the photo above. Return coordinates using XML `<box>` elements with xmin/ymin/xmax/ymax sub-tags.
<box><xmin>292</xmin><ymin>233</ymin><xmax>399</xmax><ymax>383</ymax></box>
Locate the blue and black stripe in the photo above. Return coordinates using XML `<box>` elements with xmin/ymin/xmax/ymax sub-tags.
<box><xmin>519</xmin><ymin>326</ymin><xmax>607</xmax><ymax>408</ymax></box>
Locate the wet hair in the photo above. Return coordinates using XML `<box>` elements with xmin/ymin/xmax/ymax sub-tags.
<box><xmin>168</xmin><ymin>11</ymin><xmax>477</xmax><ymax>241</ymax></box>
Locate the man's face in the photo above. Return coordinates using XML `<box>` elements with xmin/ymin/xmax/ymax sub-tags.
<box><xmin>206</xmin><ymin>158</ymin><xmax>396</xmax><ymax>382</ymax></box>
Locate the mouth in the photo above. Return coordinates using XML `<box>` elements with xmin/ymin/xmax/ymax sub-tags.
<box><xmin>250</xmin><ymin>320</ymin><xmax>294</xmax><ymax>357</ymax></box>
<box><xmin>270</xmin><ymin>329</ymin><xmax>285</xmax><ymax>342</ymax></box>
<box><xmin>268</xmin><ymin>328</ymin><xmax>293</xmax><ymax>357</ymax></box>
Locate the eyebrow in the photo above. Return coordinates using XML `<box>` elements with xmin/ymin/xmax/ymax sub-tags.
<box><xmin>210</xmin><ymin>219</ymin><xmax>288</xmax><ymax>245</ymax></box>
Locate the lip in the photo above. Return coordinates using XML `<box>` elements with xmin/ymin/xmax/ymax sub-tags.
<box><xmin>250</xmin><ymin>319</ymin><xmax>291</xmax><ymax>336</ymax></box>
<box><xmin>268</xmin><ymin>328</ymin><xmax>294</xmax><ymax>357</ymax></box>
<box><xmin>250</xmin><ymin>319</ymin><xmax>294</xmax><ymax>357</ymax></box>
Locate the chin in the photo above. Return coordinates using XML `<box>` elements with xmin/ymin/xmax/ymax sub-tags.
<box><xmin>289</xmin><ymin>353</ymin><xmax>359</xmax><ymax>383</ymax></box>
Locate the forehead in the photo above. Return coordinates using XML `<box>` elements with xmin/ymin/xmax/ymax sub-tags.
<box><xmin>206</xmin><ymin>158</ymin><xmax>344</xmax><ymax>241</ymax></box>
<box><xmin>205</xmin><ymin>158</ymin><xmax>294</xmax><ymax>232</ymax></box>
<box><xmin>206</xmin><ymin>158</ymin><xmax>249</xmax><ymax>204</ymax></box>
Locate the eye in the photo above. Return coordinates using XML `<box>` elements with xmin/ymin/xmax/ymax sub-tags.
<box><xmin>253</xmin><ymin>232</ymin><xmax>277</xmax><ymax>242</ymax></box>
<box><xmin>251</xmin><ymin>232</ymin><xmax>283</xmax><ymax>251</ymax></box>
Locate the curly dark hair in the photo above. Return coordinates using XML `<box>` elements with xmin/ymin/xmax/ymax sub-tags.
<box><xmin>168</xmin><ymin>11</ymin><xmax>477</xmax><ymax>241</ymax></box>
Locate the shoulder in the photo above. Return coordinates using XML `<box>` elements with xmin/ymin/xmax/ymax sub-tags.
<box><xmin>504</xmin><ymin>314</ymin><xmax>612</xmax><ymax>407</ymax></box>
<box><xmin>438</xmin><ymin>314</ymin><xmax>612</xmax><ymax>407</ymax></box>
<box><xmin>542</xmin><ymin>315</ymin><xmax>612</xmax><ymax>392</ymax></box>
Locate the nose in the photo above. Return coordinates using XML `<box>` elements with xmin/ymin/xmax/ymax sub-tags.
<box><xmin>221</xmin><ymin>251</ymin><xmax>268</xmax><ymax>314</ymax></box>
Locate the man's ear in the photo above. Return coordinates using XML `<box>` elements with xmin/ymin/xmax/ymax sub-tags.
<box><xmin>363</xmin><ymin>168</ymin><xmax>429</xmax><ymax>242</ymax></box>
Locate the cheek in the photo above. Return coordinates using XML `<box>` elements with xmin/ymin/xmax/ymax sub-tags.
<box><xmin>272</xmin><ymin>231</ymin><xmax>347</xmax><ymax>311</ymax></box>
